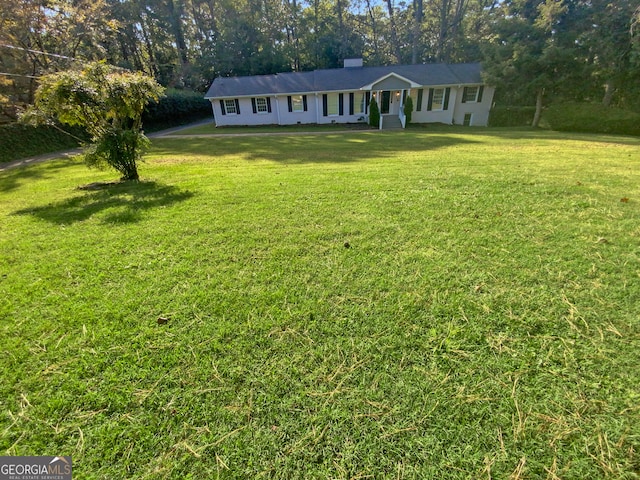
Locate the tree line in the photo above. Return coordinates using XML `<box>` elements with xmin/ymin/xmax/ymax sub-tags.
<box><xmin>1</xmin><ymin>0</ymin><xmax>639</xmax><ymax>121</ymax></box>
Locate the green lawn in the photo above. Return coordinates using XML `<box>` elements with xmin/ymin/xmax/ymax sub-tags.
<box><xmin>170</xmin><ymin>121</ymin><xmax>372</xmax><ymax>135</ymax></box>
<box><xmin>1</xmin><ymin>128</ymin><xmax>639</xmax><ymax>479</ymax></box>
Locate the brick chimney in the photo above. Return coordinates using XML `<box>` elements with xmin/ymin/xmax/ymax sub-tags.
<box><xmin>343</xmin><ymin>58</ymin><xmax>363</xmax><ymax>68</ymax></box>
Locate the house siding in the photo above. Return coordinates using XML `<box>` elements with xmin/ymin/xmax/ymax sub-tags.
<box><xmin>452</xmin><ymin>86</ymin><xmax>495</xmax><ymax>126</ymax></box>
<box><xmin>411</xmin><ymin>87</ymin><xmax>457</xmax><ymax>125</ymax></box>
<box><xmin>311</xmin><ymin>91</ymin><xmax>369</xmax><ymax>125</ymax></box>
<box><xmin>212</xmin><ymin>98</ymin><xmax>278</xmax><ymax>126</ymax></box>
<box><xmin>278</xmin><ymin>95</ymin><xmax>317</xmax><ymax>125</ymax></box>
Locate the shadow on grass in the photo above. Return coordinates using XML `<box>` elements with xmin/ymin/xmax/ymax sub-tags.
<box><xmin>13</xmin><ymin>180</ymin><xmax>194</xmax><ymax>225</ymax></box>
<box><xmin>0</xmin><ymin>157</ymin><xmax>80</xmax><ymax>193</ymax></box>
<box><xmin>150</xmin><ymin>132</ymin><xmax>482</xmax><ymax>164</ymax></box>
<box><xmin>409</xmin><ymin>124</ymin><xmax>640</xmax><ymax>145</ymax></box>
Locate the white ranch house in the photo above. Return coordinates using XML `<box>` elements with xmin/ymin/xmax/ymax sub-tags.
<box><xmin>204</xmin><ymin>59</ymin><xmax>494</xmax><ymax>129</ymax></box>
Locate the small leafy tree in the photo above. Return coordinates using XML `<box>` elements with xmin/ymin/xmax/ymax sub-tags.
<box><xmin>369</xmin><ymin>97</ymin><xmax>380</xmax><ymax>128</ymax></box>
<box><xmin>403</xmin><ymin>96</ymin><xmax>413</xmax><ymax>124</ymax></box>
<box><xmin>22</xmin><ymin>62</ymin><xmax>164</xmax><ymax>181</ymax></box>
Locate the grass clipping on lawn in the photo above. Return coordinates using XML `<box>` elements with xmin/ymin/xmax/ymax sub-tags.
<box><xmin>0</xmin><ymin>128</ymin><xmax>639</xmax><ymax>479</ymax></box>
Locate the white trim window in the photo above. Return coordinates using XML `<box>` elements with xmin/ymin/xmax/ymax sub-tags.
<box><xmin>463</xmin><ymin>86</ymin><xmax>481</xmax><ymax>103</ymax></box>
<box><xmin>224</xmin><ymin>99</ymin><xmax>238</xmax><ymax>114</ymax></box>
<box><xmin>431</xmin><ymin>88</ymin><xmax>445</xmax><ymax>110</ymax></box>
<box><xmin>327</xmin><ymin>93</ymin><xmax>339</xmax><ymax>116</ymax></box>
<box><xmin>291</xmin><ymin>95</ymin><xmax>304</xmax><ymax>112</ymax></box>
<box><xmin>251</xmin><ymin>97</ymin><xmax>272</xmax><ymax>114</ymax></box>
<box><xmin>255</xmin><ymin>97</ymin><xmax>268</xmax><ymax>113</ymax></box>
<box><xmin>220</xmin><ymin>99</ymin><xmax>240</xmax><ymax>115</ymax></box>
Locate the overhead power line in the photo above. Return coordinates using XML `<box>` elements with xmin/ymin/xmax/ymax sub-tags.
<box><xmin>0</xmin><ymin>44</ymin><xmax>78</xmax><ymax>79</ymax></box>
<box><xmin>0</xmin><ymin>44</ymin><xmax>129</xmax><ymax>79</ymax></box>
<box><xmin>0</xmin><ymin>43</ymin><xmax>80</xmax><ymax>61</ymax></box>
<box><xmin>0</xmin><ymin>72</ymin><xmax>40</xmax><ymax>79</ymax></box>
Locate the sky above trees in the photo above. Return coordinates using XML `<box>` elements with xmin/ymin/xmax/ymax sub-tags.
<box><xmin>1</xmin><ymin>0</ymin><xmax>639</xmax><ymax>120</ymax></box>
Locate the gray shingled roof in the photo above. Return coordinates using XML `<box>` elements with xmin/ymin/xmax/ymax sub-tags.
<box><xmin>205</xmin><ymin>63</ymin><xmax>483</xmax><ymax>99</ymax></box>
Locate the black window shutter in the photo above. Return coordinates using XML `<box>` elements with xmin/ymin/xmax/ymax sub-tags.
<box><xmin>251</xmin><ymin>98</ymin><xmax>257</xmax><ymax>114</ymax></box>
<box><xmin>477</xmin><ymin>86</ymin><xmax>484</xmax><ymax>103</ymax></box>
<box><xmin>219</xmin><ymin>100</ymin><xmax>226</xmax><ymax>115</ymax></box>
<box><xmin>267</xmin><ymin>97</ymin><xmax>272</xmax><ymax>113</ymax></box>
<box><xmin>322</xmin><ymin>94</ymin><xmax>328</xmax><ymax>117</ymax></box>
<box><xmin>287</xmin><ymin>96</ymin><xmax>293</xmax><ymax>112</ymax></box>
<box><xmin>427</xmin><ymin>88</ymin><xmax>434</xmax><ymax>111</ymax></box>
<box><xmin>365</xmin><ymin>92</ymin><xmax>370</xmax><ymax>114</ymax></box>
<box><xmin>443</xmin><ymin>88</ymin><xmax>451</xmax><ymax>110</ymax></box>
<box><xmin>416</xmin><ymin>89</ymin><xmax>423</xmax><ymax>111</ymax></box>
<box><xmin>303</xmin><ymin>95</ymin><xmax>308</xmax><ymax>111</ymax></box>
<box><xmin>349</xmin><ymin>93</ymin><xmax>354</xmax><ymax>115</ymax></box>
<box><xmin>235</xmin><ymin>99</ymin><xmax>240</xmax><ymax>114</ymax></box>
<box><xmin>339</xmin><ymin>93</ymin><xmax>344</xmax><ymax>115</ymax></box>
<box><xmin>462</xmin><ymin>87</ymin><xmax>468</xmax><ymax>103</ymax></box>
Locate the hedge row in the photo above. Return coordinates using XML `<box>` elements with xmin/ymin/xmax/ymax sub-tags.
<box><xmin>143</xmin><ymin>89</ymin><xmax>211</xmax><ymax>129</ymax></box>
<box><xmin>544</xmin><ymin>102</ymin><xmax>640</xmax><ymax>136</ymax></box>
<box><xmin>490</xmin><ymin>103</ymin><xmax>640</xmax><ymax>136</ymax></box>
<box><xmin>488</xmin><ymin>106</ymin><xmax>536</xmax><ymax>127</ymax></box>
<box><xmin>0</xmin><ymin>123</ymin><xmax>89</xmax><ymax>163</ymax></box>
<box><xmin>1</xmin><ymin>90</ymin><xmax>212</xmax><ymax>164</ymax></box>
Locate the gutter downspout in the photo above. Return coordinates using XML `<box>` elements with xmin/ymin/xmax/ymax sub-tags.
<box><xmin>378</xmin><ymin>90</ymin><xmax>383</xmax><ymax>130</ymax></box>
<box><xmin>275</xmin><ymin>95</ymin><xmax>281</xmax><ymax>124</ymax></box>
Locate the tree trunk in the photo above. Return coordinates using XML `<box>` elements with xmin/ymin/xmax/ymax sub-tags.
<box><xmin>411</xmin><ymin>0</ymin><xmax>423</xmax><ymax>64</ymax></box>
<box><xmin>336</xmin><ymin>0</ymin><xmax>347</xmax><ymax>60</ymax></box>
<box><xmin>385</xmin><ymin>0</ymin><xmax>403</xmax><ymax>64</ymax></box>
<box><xmin>532</xmin><ymin>88</ymin><xmax>544</xmax><ymax>128</ymax></box>
<box><xmin>167</xmin><ymin>0</ymin><xmax>189</xmax><ymax>78</ymax></box>
<box><xmin>436</xmin><ymin>0</ymin><xmax>450</xmax><ymax>61</ymax></box>
<box><xmin>206</xmin><ymin>0</ymin><xmax>219</xmax><ymax>43</ymax></box>
<box><xmin>366</xmin><ymin>0</ymin><xmax>381</xmax><ymax>62</ymax></box>
<box><xmin>139</xmin><ymin>13</ymin><xmax>160</xmax><ymax>78</ymax></box>
<box><xmin>602</xmin><ymin>79</ymin><xmax>614</xmax><ymax>107</ymax></box>
<box><xmin>445</xmin><ymin>0</ymin><xmax>467</xmax><ymax>61</ymax></box>
<box><xmin>313</xmin><ymin>0</ymin><xmax>320</xmax><ymax>65</ymax></box>
<box><xmin>285</xmin><ymin>0</ymin><xmax>300</xmax><ymax>71</ymax></box>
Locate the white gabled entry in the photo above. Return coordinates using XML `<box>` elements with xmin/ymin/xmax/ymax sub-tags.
<box><xmin>363</xmin><ymin>73</ymin><xmax>418</xmax><ymax>129</ymax></box>
<box><xmin>360</xmin><ymin>72</ymin><xmax>421</xmax><ymax>91</ymax></box>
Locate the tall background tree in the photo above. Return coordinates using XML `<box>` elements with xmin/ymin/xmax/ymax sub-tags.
<box><xmin>0</xmin><ymin>0</ymin><xmax>116</xmax><ymax>118</ymax></box>
<box><xmin>482</xmin><ymin>0</ymin><xmax>577</xmax><ymax>126</ymax></box>
<box><xmin>1</xmin><ymin>0</ymin><xmax>639</xmax><ymax>121</ymax></box>
<box><xmin>580</xmin><ymin>0</ymin><xmax>640</xmax><ymax>107</ymax></box>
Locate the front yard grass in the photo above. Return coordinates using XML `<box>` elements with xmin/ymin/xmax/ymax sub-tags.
<box><xmin>170</xmin><ymin>121</ymin><xmax>372</xmax><ymax>135</ymax></box>
<box><xmin>1</xmin><ymin>128</ymin><xmax>639</xmax><ymax>478</ymax></box>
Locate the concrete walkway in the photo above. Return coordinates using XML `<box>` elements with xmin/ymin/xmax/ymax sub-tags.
<box><xmin>0</xmin><ymin>148</ymin><xmax>83</xmax><ymax>172</ymax></box>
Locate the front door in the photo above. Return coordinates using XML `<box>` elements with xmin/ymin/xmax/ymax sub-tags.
<box><xmin>381</xmin><ymin>91</ymin><xmax>391</xmax><ymax>114</ymax></box>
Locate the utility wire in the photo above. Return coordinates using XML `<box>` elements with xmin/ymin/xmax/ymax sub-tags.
<box><xmin>0</xmin><ymin>72</ymin><xmax>40</xmax><ymax>79</ymax></box>
<box><xmin>0</xmin><ymin>44</ymin><xmax>129</xmax><ymax>78</ymax></box>
<box><xmin>0</xmin><ymin>44</ymin><xmax>78</xmax><ymax>79</ymax></box>
<box><xmin>0</xmin><ymin>43</ymin><xmax>80</xmax><ymax>61</ymax></box>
